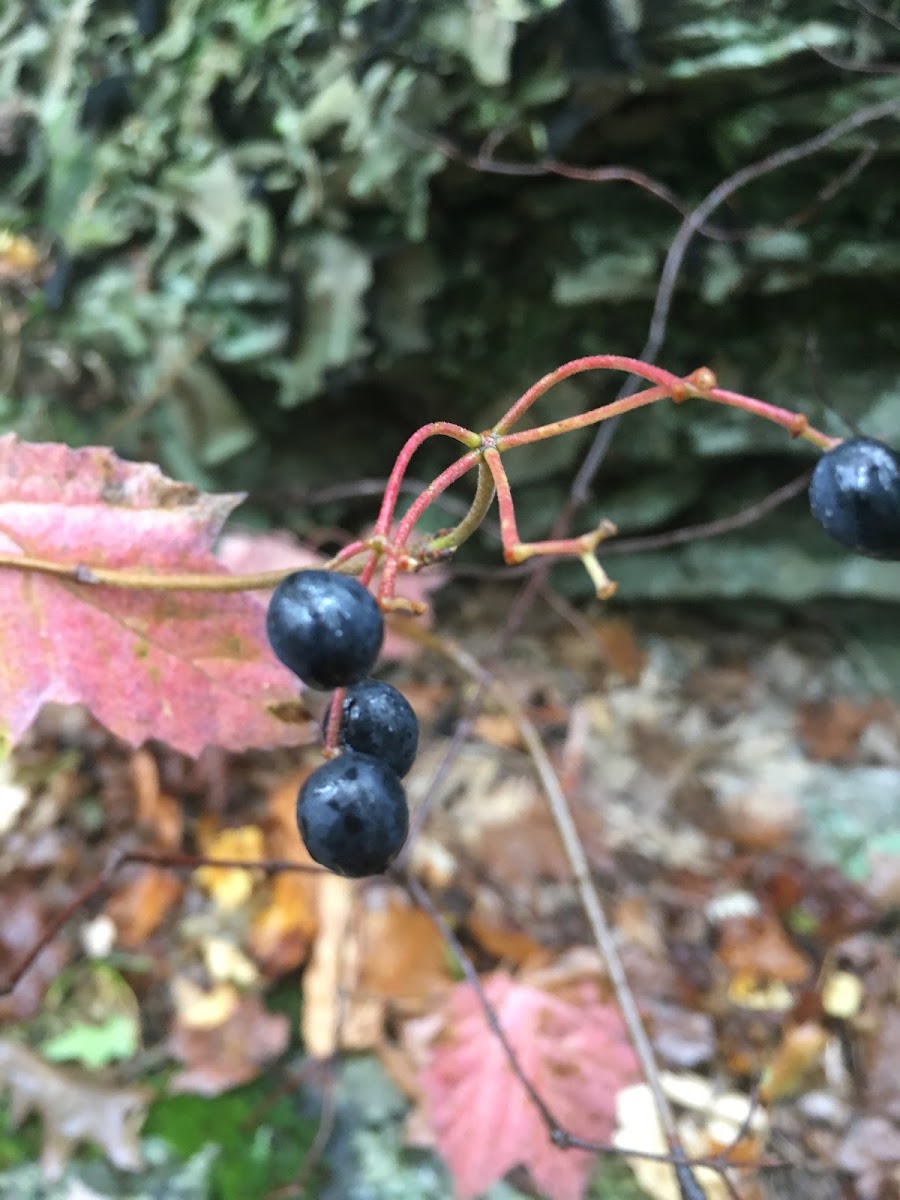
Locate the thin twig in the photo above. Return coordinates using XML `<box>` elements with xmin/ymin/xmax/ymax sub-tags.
<box><xmin>602</xmin><ymin>470</ymin><xmax>813</xmax><ymax>555</ymax></box>
<box><xmin>851</xmin><ymin>0</ymin><xmax>900</xmax><ymax>34</ymax></box>
<box><xmin>571</xmin><ymin>96</ymin><xmax>899</xmax><ymax>506</ymax></box>
<box><xmin>399</xmin><ymin>123</ymin><xmax>731</xmax><ymax>239</ymax></box>
<box><xmin>0</xmin><ymin>849</ymin><xmax>324</xmax><ymax>999</ymax></box>
<box><xmin>396</xmin><ymin>627</ymin><xmax>683</xmax><ymax>1147</ymax></box>
<box><xmin>645</xmin><ymin>97</ymin><xmax>900</xmax><ymax>373</ymax></box>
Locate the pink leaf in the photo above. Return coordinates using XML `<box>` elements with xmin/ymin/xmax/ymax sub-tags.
<box><xmin>421</xmin><ymin>972</ymin><xmax>640</xmax><ymax>1200</ymax></box>
<box><xmin>0</xmin><ymin>435</ymin><xmax>307</xmax><ymax>756</ymax></box>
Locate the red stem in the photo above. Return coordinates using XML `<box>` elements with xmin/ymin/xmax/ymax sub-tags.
<box><xmin>378</xmin><ymin>449</ymin><xmax>481</xmax><ymax>601</ymax></box>
<box><xmin>492</xmin><ymin>355</ymin><xmax>694</xmax><ymax>436</ymax></box>
<box><xmin>706</xmin><ymin>386</ymin><xmax>840</xmax><ymax>449</ymax></box>
<box><xmin>482</xmin><ymin>448</ymin><xmax>521</xmax><ymax>560</ymax></box>
<box><xmin>373</xmin><ymin>422</ymin><xmax>480</xmax><ymax>538</ymax></box>
<box><xmin>496</xmin><ymin>382</ymin><xmax>672</xmax><ymax>450</ymax></box>
<box><xmin>323</xmin><ymin>689</ymin><xmax>345</xmax><ymax>754</ymax></box>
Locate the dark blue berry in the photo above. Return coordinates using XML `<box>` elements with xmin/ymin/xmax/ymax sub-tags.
<box><xmin>266</xmin><ymin>570</ymin><xmax>384</xmax><ymax>690</ymax></box>
<box><xmin>809</xmin><ymin>437</ymin><xmax>900</xmax><ymax>560</ymax></box>
<box><xmin>297</xmin><ymin>752</ymin><xmax>409</xmax><ymax>877</ymax></box>
<box><xmin>326</xmin><ymin>679</ymin><xmax>419</xmax><ymax>778</ymax></box>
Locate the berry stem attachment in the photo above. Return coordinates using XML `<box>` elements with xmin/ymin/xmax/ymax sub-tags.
<box><xmin>322</xmin><ymin>689</ymin><xmax>346</xmax><ymax>756</ymax></box>
<box><xmin>704</xmin><ymin>385</ymin><xmax>840</xmax><ymax>450</ymax></box>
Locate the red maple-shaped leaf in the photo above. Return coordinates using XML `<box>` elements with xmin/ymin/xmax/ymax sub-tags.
<box><xmin>0</xmin><ymin>435</ymin><xmax>306</xmax><ymax>756</ymax></box>
<box><xmin>420</xmin><ymin>972</ymin><xmax>640</xmax><ymax>1200</ymax></box>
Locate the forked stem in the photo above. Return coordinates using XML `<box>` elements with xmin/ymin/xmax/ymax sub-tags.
<box><xmin>373</xmin><ymin>421</ymin><xmax>481</xmax><ymax>538</ymax></box>
<box><xmin>484</xmin><ymin>447</ymin><xmax>620</xmax><ymax>598</ymax></box>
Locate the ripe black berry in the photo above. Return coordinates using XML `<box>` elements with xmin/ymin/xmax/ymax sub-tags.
<box><xmin>266</xmin><ymin>570</ymin><xmax>384</xmax><ymax>690</ymax></box>
<box><xmin>808</xmin><ymin>437</ymin><xmax>900</xmax><ymax>560</ymax></box>
<box><xmin>327</xmin><ymin>679</ymin><xmax>419</xmax><ymax>778</ymax></box>
<box><xmin>297</xmin><ymin>752</ymin><xmax>409</xmax><ymax>877</ymax></box>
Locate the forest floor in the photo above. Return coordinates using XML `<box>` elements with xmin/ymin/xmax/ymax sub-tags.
<box><xmin>1</xmin><ymin>583</ymin><xmax>898</xmax><ymax>1200</ymax></box>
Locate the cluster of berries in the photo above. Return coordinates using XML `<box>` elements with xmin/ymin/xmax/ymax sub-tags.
<box><xmin>259</xmin><ymin>437</ymin><xmax>896</xmax><ymax>881</ymax></box>
<box><xmin>265</xmin><ymin>571</ymin><xmax>419</xmax><ymax>877</ymax></box>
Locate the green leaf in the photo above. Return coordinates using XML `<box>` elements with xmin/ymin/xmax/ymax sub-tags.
<box><xmin>41</xmin><ymin>1013</ymin><xmax>139</xmax><ymax>1069</ymax></box>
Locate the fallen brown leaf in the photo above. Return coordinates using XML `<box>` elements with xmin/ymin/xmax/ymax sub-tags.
<box><xmin>131</xmin><ymin>749</ymin><xmax>183</xmax><ymax>848</ymax></box>
<box><xmin>356</xmin><ymin>893</ymin><xmax>455</xmax><ymax>1014</ymax></box>
<box><xmin>795</xmin><ymin>697</ymin><xmax>892</xmax><ymax>764</ymax></box>
<box><xmin>167</xmin><ymin>992</ymin><xmax>289</xmax><ymax>1095</ymax></box>
<box><xmin>717</xmin><ymin>912</ymin><xmax>811</xmax><ymax>985</ymax></box>
<box><xmin>760</xmin><ymin>1021</ymin><xmax>828</xmax><ymax>1101</ymax></box>
<box><xmin>472</xmin><ymin>713</ymin><xmax>524</xmax><ymax>750</ymax></box>
<box><xmin>249</xmin><ymin>871</ymin><xmax>319</xmax><ymax>976</ymax></box>
<box><xmin>593</xmin><ymin>618</ymin><xmax>646</xmax><ymax>683</ymax></box>
<box><xmin>302</xmin><ymin>873</ymin><xmax>367</xmax><ymax>1057</ymax></box>
<box><xmin>0</xmin><ymin>882</ymin><xmax>71</xmax><ymax>1021</ymax></box>
<box><xmin>105</xmin><ymin>868</ymin><xmax>184</xmax><ymax>948</ymax></box>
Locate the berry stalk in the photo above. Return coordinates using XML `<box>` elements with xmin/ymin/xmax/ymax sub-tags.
<box><xmin>373</xmin><ymin>421</ymin><xmax>481</xmax><ymax>539</ymax></box>
<box><xmin>491</xmin><ymin>354</ymin><xmax>698</xmax><ymax>436</ymax></box>
<box><xmin>378</xmin><ymin>448</ymin><xmax>481</xmax><ymax>601</ymax></box>
<box><xmin>420</xmin><ymin>459</ymin><xmax>497</xmax><ymax>556</ymax></box>
<box><xmin>494</xmin><ymin>381</ymin><xmax>676</xmax><ymax>451</ymax></box>
<box><xmin>703</xmin><ymin>386</ymin><xmax>841</xmax><ymax>450</ymax></box>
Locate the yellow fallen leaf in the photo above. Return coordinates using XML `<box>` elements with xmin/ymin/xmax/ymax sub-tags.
<box><xmin>202</xmin><ymin>937</ymin><xmax>259</xmax><ymax>988</ymax></box>
<box><xmin>614</xmin><ymin>1074</ymin><xmax>767</xmax><ymax>1200</ymax></box>
<box><xmin>822</xmin><ymin>970</ymin><xmax>863</xmax><ymax>1020</ymax></box>
<box><xmin>249</xmin><ymin>872</ymin><xmax>319</xmax><ymax>975</ymax></box>
<box><xmin>171</xmin><ymin>979</ymin><xmax>239</xmax><ymax>1030</ymax></box>
<box><xmin>194</xmin><ymin>826</ymin><xmax>265</xmax><ymax>910</ymax></box>
<box><xmin>759</xmin><ymin>1022</ymin><xmax>828</xmax><ymax>1102</ymax></box>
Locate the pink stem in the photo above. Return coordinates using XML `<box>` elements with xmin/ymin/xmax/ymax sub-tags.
<box><xmin>323</xmin><ymin>689</ymin><xmax>345</xmax><ymax>753</ymax></box>
<box><xmin>378</xmin><ymin>450</ymin><xmax>481</xmax><ymax>602</ymax></box>
<box><xmin>481</xmin><ymin>448</ymin><xmax>521</xmax><ymax>559</ymax></box>
<box><xmin>374</xmin><ymin>422</ymin><xmax>480</xmax><ymax>538</ymax></box>
<box><xmin>496</xmin><ymin>383</ymin><xmax>672</xmax><ymax>450</ymax></box>
<box><xmin>492</xmin><ymin>355</ymin><xmax>693</xmax><ymax>436</ymax></box>
<box><xmin>705</xmin><ymin>386</ymin><xmax>840</xmax><ymax>450</ymax></box>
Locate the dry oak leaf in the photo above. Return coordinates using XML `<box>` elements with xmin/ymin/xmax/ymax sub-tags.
<box><xmin>418</xmin><ymin>971</ymin><xmax>640</xmax><ymax>1200</ymax></box>
<box><xmin>0</xmin><ymin>435</ymin><xmax>304</xmax><ymax>756</ymax></box>
<box><xmin>0</xmin><ymin>1037</ymin><xmax>149</xmax><ymax>1181</ymax></box>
